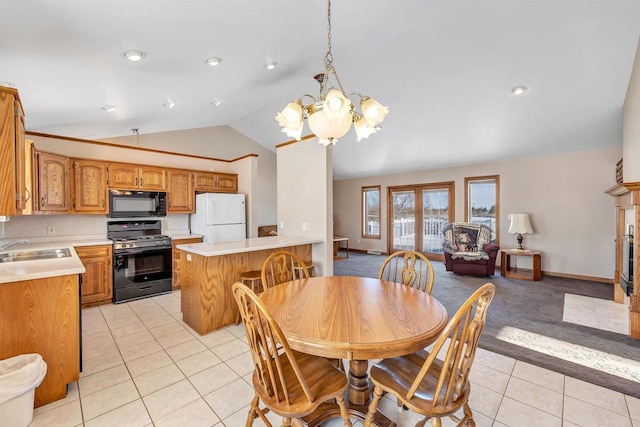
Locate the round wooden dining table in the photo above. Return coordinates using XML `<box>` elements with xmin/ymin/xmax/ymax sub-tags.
<box><xmin>260</xmin><ymin>276</ymin><xmax>448</xmax><ymax>426</ymax></box>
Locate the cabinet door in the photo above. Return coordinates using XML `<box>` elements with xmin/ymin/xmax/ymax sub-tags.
<box><xmin>73</xmin><ymin>160</ymin><xmax>107</xmax><ymax>214</ymax></box>
<box><xmin>193</xmin><ymin>171</ymin><xmax>217</xmax><ymax>191</ymax></box>
<box><xmin>107</xmin><ymin>163</ymin><xmax>139</xmax><ymax>189</ymax></box>
<box><xmin>172</xmin><ymin>237</ymin><xmax>202</xmax><ymax>288</ymax></box>
<box><xmin>139</xmin><ymin>166</ymin><xmax>166</xmax><ymax>190</ymax></box>
<box><xmin>215</xmin><ymin>173</ymin><xmax>238</xmax><ymax>193</ymax></box>
<box><xmin>76</xmin><ymin>245</ymin><xmax>113</xmax><ymax>305</ymax></box>
<box><xmin>0</xmin><ymin>89</ymin><xmax>20</xmax><ymax>216</ymax></box>
<box><xmin>37</xmin><ymin>152</ymin><xmax>69</xmax><ymax>212</ymax></box>
<box><xmin>167</xmin><ymin>169</ymin><xmax>194</xmax><ymax>213</ymax></box>
<box><xmin>14</xmin><ymin>99</ymin><xmax>26</xmax><ymax>212</ymax></box>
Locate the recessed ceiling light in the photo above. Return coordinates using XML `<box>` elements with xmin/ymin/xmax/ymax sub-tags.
<box><xmin>101</xmin><ymin>105</ymin><xmax>117</xmax><ymax>112</ymax></box>
<box><xmin>210</xmin><ymin>100</ymin><xmax>222</xmax><ymax>107</ymax></box>
<box><xmin>511</xmin><ymin>85</ymin><xmax>528</xmax><ymax>96</ymax></box>
<box><xmin>164</xmin><ymin>101</ymin><xmax>176</xmax><ymax>109</ymax></box>
<box><xmin>0</xmin><ymin>81</ymin><xmax>16</xmax><ymax>88</ymax></box>
<box><xmin>206</xmin><ymin>57</ymin><xmax>222</xmax><ymax>67</ymax></box>
<box><xmin>122</xmin><ymin>50</ymin><xmax>147</xmax><ymax>62</ymax></box>
<box><xmin>264</xmin><ymin>61</ymin><xmax>277</xmax><ymax>70</ymax></box>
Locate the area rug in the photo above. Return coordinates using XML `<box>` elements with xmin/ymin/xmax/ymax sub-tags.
<box><xmin>333</xmin><ymin>251</ymin><xmax>640</xmax><ymax>398</ymax></box>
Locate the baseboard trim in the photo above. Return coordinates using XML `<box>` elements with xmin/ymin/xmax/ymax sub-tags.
<box><xmin>541</xmin><ymin>270</ymin><xmax>613</xmax><ymax>284</ymax></box>
<box><xmin>349</xmin><ymin>248</ymin><xmax>389</xmax><ymax>255</ymax></box>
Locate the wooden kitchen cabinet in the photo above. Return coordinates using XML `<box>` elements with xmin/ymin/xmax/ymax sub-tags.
<box><xmin>0</xmin><ymin>274</ymin><xmax>80</xmax><ymax>407</ymax></box>
<box><xmin>193</xmin><ymin>171</ymin><xmax>217</xmax><ymax>191</ymax></box>
<box><xmin>167</xmin><ymin>169</ymin><xmax>194</xmax><ymax>213</ymax></box>
<box><xmin>35</xmin><ymin>151</ymin><xmax>70</xmax><ymax>212</ymax></box>
<box><xmin>72</xmin><ymin>160</ymin><xmax>107</xmax><ymax>214</ymax></box>
<box><xmin>107</xmin><ymin>163</ymin><xmax>167</xmax><ymax>191</ymax></box>
<box><xmin>172</xmin><ymin>237</ymin><xmax>202</xmax><ymax>289</ymax></box>
<box><xmin>0</xmin><ymin>86</ymin><xmax>28</xmax><ymax>215</ymax></box>
<box><xmin>76</xmin><ymin>245</ymin><xmax>113</xmax><ymax>306</ymax></box>
<box><xmin>193</xmin><ymin>171</ymin><xmax>238</xmax><ymax>193</ymax></box>
<box><xmin>215</xmin><ymin>173</ymin><xmax>238</xmax><ymax>192</ymax></box>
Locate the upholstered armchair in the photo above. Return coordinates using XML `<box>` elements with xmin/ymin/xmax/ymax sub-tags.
<box><xmin>442</xmin><ymin>222</ymin><xmax>500</xmax><ymax>276</ymax></box>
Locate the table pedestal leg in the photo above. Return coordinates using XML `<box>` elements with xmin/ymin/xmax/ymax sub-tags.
<box><xmin>301</xmin><ymin>359</ymin><xmax>395</xmax><ymax>426</ymax></box>
<box><xmin>348</xmin><ymin>360</ymin><xmax>370</xmax><ymax>405</ymax></box>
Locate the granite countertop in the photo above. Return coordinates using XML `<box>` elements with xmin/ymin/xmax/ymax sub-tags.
<box><xmin>177</xmin><ymin>235</ymin><xmax>323</xmax><ymax>257</ymax></box>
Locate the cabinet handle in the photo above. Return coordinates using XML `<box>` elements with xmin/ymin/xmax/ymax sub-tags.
<box><xmin>41</xmin><ymin>195</ymin><xmax>47</xmax><ymax>207</ymax></box>
<box><xmin>140</xmin><ymin>178</ymin><xmax>144</xmax><ymax>186</ymax></box>
<box><xmin>102</xmin><ymin>199</ymin><xmax>105</xmax><ymax>208</ymax></box>
<box><xmin>24</xmin><ymin>188</ymin><xmax>31</xmax><ymax>202</ymax></box>
<box><xmin>135</xmin><ymin>177</ymin><xmax>139</xmax><ymax>186</ymax></box>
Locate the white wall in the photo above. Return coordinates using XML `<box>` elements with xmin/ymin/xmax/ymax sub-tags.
<box><xmin>623</xmin><ymin>38</ymin><xmax>640</xmax><ymax>181</ymax></box>
<box><xmin>334</xmin><ymin>147</ymin><xmax>620</xmax><ymax>280</ymax></box>
<box><xmin>277</xmin><ymin>139</ymin><xmax>333</xmax><ymax>276</ymax></box>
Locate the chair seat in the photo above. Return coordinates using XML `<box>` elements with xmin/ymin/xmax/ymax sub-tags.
<box><xmin>252</xmin><ymin>350</ymin><xmax>348</xmax><ymax>417</ymax></box>
<box><xmin>369</xmin><ymin>349</ymin><xmax>470</xmax><ymax>418</ymax></box>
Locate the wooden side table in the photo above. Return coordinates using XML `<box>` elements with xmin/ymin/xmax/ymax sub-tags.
<box><xmin>501</xmin><ymin>249</ymin><xmax>542</xmax><ymax>281</ymax></box>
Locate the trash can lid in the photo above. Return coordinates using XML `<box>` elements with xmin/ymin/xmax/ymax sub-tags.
<box><xmin>0</xmin><ymin>354</ymin><xmax>47</xmax><ymax>405</ymax></box>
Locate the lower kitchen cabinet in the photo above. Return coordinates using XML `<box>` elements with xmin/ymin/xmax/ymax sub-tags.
<box><xmin>76</xmin><ymin>245</ymin><xmax>113</xmax><ymax>306</ymax></box>
<box><xmin>0</xmin><ymin>274</ymin><xmax>80</xmax><ymax>407</ymax></box>
<box><xmin>172</xmin><ymin>237</ymin><xmax>202</xmax><ymax>289</ymax></box>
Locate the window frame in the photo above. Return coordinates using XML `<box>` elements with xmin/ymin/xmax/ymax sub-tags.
<box><xmin>361</xmin><ymin>185</ymin><xmax>381</xmax><ymax>239</ymax></box>
<box><xmin>464</xmin><ymin>175</ymin><xmax>500</xmax><ymax>245</ymax></box>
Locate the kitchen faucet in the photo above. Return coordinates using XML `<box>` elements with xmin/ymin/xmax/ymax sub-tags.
<box><xmin>0</xmin><ymin>239</ymin><xmax>29</xmax><ymax>252</ymax></box>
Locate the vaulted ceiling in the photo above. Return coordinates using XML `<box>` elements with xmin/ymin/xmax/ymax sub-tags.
<box><xmin>1</xmin><ymin>0</ymin><xmax>639</xmax><ymax>179</ymax></box>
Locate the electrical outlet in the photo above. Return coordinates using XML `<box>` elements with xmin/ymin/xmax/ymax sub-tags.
<box><xmin>279</xmin><ymin>221</ymin><xmax>285</xmax><ymax>229</ymax></box>
<box><xmin>167</xmin><ymin>222</ymin><xmax>172</xmax><ymax>229</ymax></box>
<box><xmin>47</xmin><ymin>226</ymin><xmax>56</xmax><ymax>236</ymax></box>
<box><xmin>302</xmin><ymin>222</ymin><xmax>306</xmax><ymax>231</ymax></box>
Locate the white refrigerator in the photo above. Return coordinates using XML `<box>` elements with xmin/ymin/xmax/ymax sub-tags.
<box><xmin>190</xmin><ymin>193</ymin><xmax>247</xmax><ymax>243</ymax></box>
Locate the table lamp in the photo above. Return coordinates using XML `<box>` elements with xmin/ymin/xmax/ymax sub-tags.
<box><xmin>508</xmin><ymin>213</ymin><xmax>534</xmax><ymax>250</ymax></box>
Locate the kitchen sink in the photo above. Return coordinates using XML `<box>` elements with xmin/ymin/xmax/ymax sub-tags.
<box><xmin>0</xmin><ymin>248</ymin><xmax>72</xmax><ymax>263</ymax></box>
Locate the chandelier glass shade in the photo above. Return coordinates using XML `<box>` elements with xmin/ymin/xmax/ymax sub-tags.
<box><xmin>275</xmin><ymin>0</ymin><xmax>388</xmax><ymax>147</ymax></box>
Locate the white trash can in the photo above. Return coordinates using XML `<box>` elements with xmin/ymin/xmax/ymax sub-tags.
<box><xmin>0</xmin><ymin>353</ymin><xmax>47</xmax><ymax>427</ymax></box>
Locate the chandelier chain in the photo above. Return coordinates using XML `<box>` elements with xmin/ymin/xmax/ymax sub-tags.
<box><xmin>324</xmin><ymin>0</ymin><xmax>333</xmax><ymax>68</ymax></box>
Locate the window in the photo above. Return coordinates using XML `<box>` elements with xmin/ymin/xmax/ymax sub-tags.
<box><xmin>464</xmin><ymin>175</ymin><xmax>500</xmax><ymax>244</ymax></box>
<box><xmin>362</xmin><ymin>186</ymin><xmax>381</xmax><ymax>238</ymax></box>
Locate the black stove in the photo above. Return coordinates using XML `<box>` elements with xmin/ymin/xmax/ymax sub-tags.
<box><xmin>107</xmin><ymin>220</ymin><xmax>173</xmax><ymax>303</ymax></box>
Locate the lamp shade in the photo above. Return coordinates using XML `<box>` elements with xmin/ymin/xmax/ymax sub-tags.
<box><xmin>508</xmin><ymin>213</ymin><xmax>534</xmax><ymax>234</ymax></box>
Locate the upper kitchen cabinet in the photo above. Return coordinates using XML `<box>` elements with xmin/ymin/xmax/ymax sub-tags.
<box><xmin>72</xmin><ymin>159</ymin><xmax>107</xmax><ymax>214</ymax></box>
<box><xmin>0</xmin><ymin>86</ymin><xmax>28</xmax><ymax>216</ymax></box>
<box><xmin>167</xmin><ymin>169</ymin><xmax>194</xmax><ymax>213</ymax></box>
<box><xmin>35</xmin><ymin>151</ymin><xmax>70</xmax><ymax>212</ymax></box>
<box><xmin>193</xmin><ymin>171</ymin><xmax>238</xmax><ymax>193</ymax></box>
<box><xmin>107</xmin><ymin>163</ymin><xmax>166</xmax><ymax>191</ymax></box>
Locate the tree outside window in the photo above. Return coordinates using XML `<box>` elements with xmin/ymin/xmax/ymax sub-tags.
<box><xmin>464</xmin><ymin>176</ymin><xmax>500</xmax><ymax>244</ymax></box>
<box><xmin>362</xmin><ymin>186</ymin><xmax>381</xmax><ymax>238</ymax></box>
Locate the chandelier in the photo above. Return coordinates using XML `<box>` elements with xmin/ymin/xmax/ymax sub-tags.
<box><xmin>275</xmin><ymin>0</ymin><xmax>389</xmax><ymax>147</ymax></box>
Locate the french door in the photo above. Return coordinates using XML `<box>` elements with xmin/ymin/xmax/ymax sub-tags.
<box><xmin>388</xmin><ymin>182</ymin><xmax>454</xmax><ymax>260</ymax></box>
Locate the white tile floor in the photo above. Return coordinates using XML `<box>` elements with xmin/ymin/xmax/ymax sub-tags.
<box><xmin>29</xmin><ymin>290</ymin><xmax>640</xmax><ymax>427</ymax></box>
<box><xmin>562</xmin><ymin>293</ymin><xmax>630</xmax><ymax>334</ymax></box>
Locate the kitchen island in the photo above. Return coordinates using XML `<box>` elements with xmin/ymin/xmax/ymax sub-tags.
<box><xmin>0</xmin><ymin>241</ymin><xmax>86</xmax><ymax>407</ymax></box>
<box><xmin>177</xmin><ymin>235</ymin><xmax>322</xmax><ymax>334</ymax></box>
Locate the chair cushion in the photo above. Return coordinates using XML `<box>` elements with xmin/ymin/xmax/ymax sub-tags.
<box><xmin>451</xmin><ymin>251</ymin><xmax>489</xmax><ymax>261</ymax></box>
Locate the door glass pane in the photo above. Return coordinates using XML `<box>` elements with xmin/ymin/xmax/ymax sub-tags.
<box><xmin>422</xmin><ymin>189</ymin><xmax>449</xmax><ymax>254</ymax></box>
<box><xmin>391</xmin><ymin>191</ymin><xmax>415</xmax><ymax>251</ymax></box>
<box><xmin>469</xmin><ymin>180</ymin><xmax>497</xmax><ymax>241</ymax></box>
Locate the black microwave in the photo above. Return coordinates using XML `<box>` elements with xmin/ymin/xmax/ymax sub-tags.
<box><xmin>109</xmin><ymin>190</ymin><xmax>167</xmax><ymax>218</ymax></box>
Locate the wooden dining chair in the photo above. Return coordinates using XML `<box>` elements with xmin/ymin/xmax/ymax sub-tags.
<box><xmin>378</xmin><ymin>250</ymin><xmax>435</xmax><ymax>294</ymax></box>
<box><xmin>363</xmin><ymin>283</ymin><xmax>496</xmax><ymax>427</ymax></box>
<box><xmin>232</xmin><ymin>282</ymin><xmax>352</xmax><ymax>427</ymax></box>
<box><xmin>261</xmin><ymin>250</ymin><xmax>310</xmax><ymax>289</ymax></box>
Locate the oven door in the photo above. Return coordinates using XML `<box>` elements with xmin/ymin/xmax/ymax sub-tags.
<box><xmin>112</xmin><ymin>247</ymin><xmax>172</xmax><ymax>303</ymax></box>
